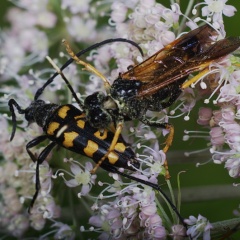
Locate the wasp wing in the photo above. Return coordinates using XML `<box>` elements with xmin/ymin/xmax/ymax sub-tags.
<box><xmin>121</xmin><ymin>24</ymin><xmax>240</xmax><ymax>97</ymax></box>
<box><xmin>138</xmin><ymin>36</ymin><xmax>240</xmax><ymax>97</ymax></box>
<box><xmin>121</xmin><ymin>24</ymin><xmax>218</xmax><ymax>83</ymax></box>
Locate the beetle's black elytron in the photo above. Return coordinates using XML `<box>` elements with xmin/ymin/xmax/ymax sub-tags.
<box><xmin>39</xmin><ymin>24</ymin><xmax>240</xmax><ymax>178</ymax></box>
<box><xmin>8</xmin><ymin>38</ymin><xmax>186</xmax><ymax>227</ymax></box>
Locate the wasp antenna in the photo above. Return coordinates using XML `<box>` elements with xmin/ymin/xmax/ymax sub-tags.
<box><xmin>35</xmin><ymin>38</ymin><xmax>143</xmax><ymax>100</ymax></box>
<box><xmin>8</xmin><ymin>99</ymin><xmax>26</xmax><ymax>141</ymax></box>
<box><xmin>45</xmin><ymin>56</ymin><xmax>84</xmax><ymax>108</ymax></box>
<box><xmin>102</xmin><ymin>38</ymin><xmax>144</xmax><ymax>57</ymax></box>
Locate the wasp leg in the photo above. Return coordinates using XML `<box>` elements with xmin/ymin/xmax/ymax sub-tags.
<box><xmin>91</xmin><ymin>122</ymin><xmax>123</xmax><ymax>174</ymax></box>
<box><xmin>140</xmin><ymin>118</ymin><xmax>174</xmax><ymax>179</ymax></box>
<box><xmin>62</xmin><ymin>40</ymin><xmax>111</xmax><ymax>90</ymax></box>
<box><xmin>26</xmin><ymin>138</ymin><xmax>56</xmax><ymax>212</ymax></box>
<box><xmin>182</xmin><ymin>68</ymin><xmax>210</xmax><ymax>89</ymax></box>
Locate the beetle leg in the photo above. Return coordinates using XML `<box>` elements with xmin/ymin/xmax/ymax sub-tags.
<box><xmin>26</xmin><ymin>140</ymin><xmax>57</xmax><ymax>212</ymax></box>
<box><xmin>26</xmin><ymin>135</ymin><xmax>49</xmax><ymax>162</ymax></box>
<box><xmin>91</xmin><ymin>122</ymin><xmax>123</xmax><ymax>174</ymax></box>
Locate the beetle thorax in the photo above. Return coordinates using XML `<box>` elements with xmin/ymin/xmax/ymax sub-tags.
<box><xmin>25</xmin><ymin>100</ymin><xmax>59</xmax><ymax>128</ymax></box>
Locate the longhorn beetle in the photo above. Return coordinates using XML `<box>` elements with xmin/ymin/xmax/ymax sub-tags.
<box><xmin>8</xmin><ymin>39</ymin><xmax>187</xmax><ymax>228</ymax></box>
<box><xmin>35</xmin><ymin>24</ymin><xmax>240</xmax><ymax>178</ymax></box>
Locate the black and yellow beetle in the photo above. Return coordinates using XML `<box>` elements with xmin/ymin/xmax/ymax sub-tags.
<box><xmin>8</xmin><ymin>91</ymin><xmax>185</xmax><ymax>227</ymax></box>
<box><xmin>8</xmin><ymin>38</ymin><xmax>186</xmax><ymax>227</ymax></box>
<box><xmin>8</xmin><ymin>99</ymin><xmax>137</xmax><ymax>203</ymax></box>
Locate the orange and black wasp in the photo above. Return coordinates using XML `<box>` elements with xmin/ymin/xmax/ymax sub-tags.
<box><xmin>36</xmin><ymin>24</ymin><xmax>240</xmax><ymax>177</ymax></box>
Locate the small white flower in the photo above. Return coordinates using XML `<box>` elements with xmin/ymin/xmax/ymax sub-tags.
<box><xmin>185</xmin><ymin>215</ymin><xmax>213</xmax><ymax>240</ymax></box>
<box><xmin>61</xmin><ymin>0</ymin><xmax>91</xmax><ymax>14</ymax></box>
<box><xmin>67</xmin><ymin>16</ymin><xmax>97</xmax><ymax>42</ymax></box>
<box><xmin>63</xmin><ymin>162</ymin><xmax>96</xmax><ymax>195</ymax></box>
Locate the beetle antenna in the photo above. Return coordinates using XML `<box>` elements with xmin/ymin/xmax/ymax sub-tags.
<box><xmin>46</xmin><ymin>56</ymin><xmax>84</xmax><ymax>108</ymax></box>
<box><xmin>8</xmin><ymin>99</ymin><xmax>26</xmax><ymax>141</ymax></box>
<box><xmin>110</xmin><ymin>167</ymin><xmax>187</xmax><ymax>229</ymax></box>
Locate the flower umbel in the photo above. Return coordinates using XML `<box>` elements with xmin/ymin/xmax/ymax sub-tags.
<box><xmin>1</xmin><ymin>0</ymin><xmax>240</xmax><ymax>239</ymax></box>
